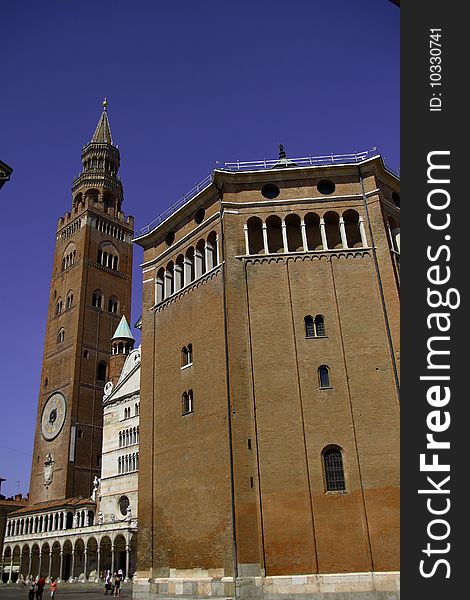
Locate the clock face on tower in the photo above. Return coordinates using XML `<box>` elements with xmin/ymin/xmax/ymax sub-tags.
<box><xmin>41</xmin><ymin>392</ymin><xmax>67</xmax><ymax>441</ymax></box>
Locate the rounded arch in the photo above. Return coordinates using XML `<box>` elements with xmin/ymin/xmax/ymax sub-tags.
<box><xmin>324</xmin><ymin>211</ymin><xmax>342</xmax><ymax>249</ymax></box>
<box><xmin>92</xmin><ymin>289</ymin><xmax>103</xmax><ymax>309</ymax></box>
<box><xmin>285</xmin><ymin>213</ymin><xmax>303</xmax><ymax>252</ymax></box>
<box><xmin>62</xmin><ymin>242</ymin><xmax>77</xmax><ymax>270</ymax></box>
<box><xmin>195</xmin><ymin>239</ymin><xmax>206</xmax><ymax>276</ymax></box>
<box><xmin>266</xmin><ymin>215</ymin><xmax>284</xmax><ymax>253</ymax></box>
<box><xmin>342</xmin><ymin>209</ymin><xmax>362</xmax><ymax>248</ymax></box>
<box><xmin>156</xmin><ymin>267</ymin><xmax>165</xmax><ymax>304</ymax></box>
<box><xmin>247</xmin><ymin>216</ymin><xmax>264</xmax><ymax>255</ymax></box>
<box><xmin>97</xmin><ymin>361</ymin><xmax>107</xmax><ymax>382</ymax></box>
<box><xmin>98</xmin><ymin>241</ymin><xmax>120</xmax><ymax>270</ymax></box>
<box><xmin>108</xmin><ymin>296</ymin><xmax>119</xmax><ymax>314</ymax></box>
<box><xmin>207</xmin><ymin>230</ymin><xmax>218</xmax><ymax>268</ymax></box>
<box><xmin>85</xmin><ymin>188</ymin><xmax>99</xmax><ymax>203</ymax></box>
<box><xmin>73</xmin><ymin>192</ymin><xmax>83</xmax><ymax>208</ymax></box>
<box><xmin>304</xmin><ymin>212</ymin><xmax>322</xmax><ymax>250</ymax></box>
<box><xmin>322</xmin><ymin>445</ymin><xmax>346</xmax><ymax>491</ymax></box>
<box><xmin>318</xmin><ymin>365</ymin><xmax>331</xmax><ymax>388</ymax></box>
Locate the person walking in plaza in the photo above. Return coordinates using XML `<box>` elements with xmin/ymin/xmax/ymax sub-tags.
<box><xmin>113</xmin><ymin>571</ymin><xmax>121</xmax><ymax>597</ymax></box>
<box><xmin>28</xmin><ymin>579</ymin><xmax>36</xmax><ymax>600</ymax></box>
<box><xmin>104</xmin><ymin>570</ymin><xmax>112</xmax><ymax>595</ymax></box>
<box><xmin>35</xmin><ymin>575</ymin><xmax>46</xmax><ymax>600</ymax></box>
<box><xmin>49</xmin><ymin>577</ymin><xmax>58</xmax><ymax>599</ymax></box>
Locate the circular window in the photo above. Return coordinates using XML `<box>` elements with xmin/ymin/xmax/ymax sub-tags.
<box><xmin>261</xmin><ymin>184</ymin><xmax>280</xmax><ymax>199</ymax></box>
<box><xmin>392</xmin><ymin>192</ymin><xmax>400</xmax><ymax>207</ymax></box>
<box><xmin>118</xmin><ymin>495</ymin><xmax>130</xmax><ymax>516</ymax></box>
<box><xmin>194</xmin><ymin>208</ymin><xmax>205</xmax><ymax>224</ymax></box>
<box><xmin>165</xmin><ymin>231</ymin><xmax>175</xmax><ymax>246</ymax></box>
<box><xmin>317</xmin><ymin>180</ymin><xmax>335</xmax><ymax>195</ymax></box>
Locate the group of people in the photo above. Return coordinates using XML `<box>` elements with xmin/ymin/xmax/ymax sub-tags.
<box><xmin>104</xmin><ymin>569</ymin><xmax>124</xmax><ymax>596</ymax></box>
<box><xmin>27</xmin><ymin>576</ymin><xmax>57</xmax><ymax>599</ymax></box>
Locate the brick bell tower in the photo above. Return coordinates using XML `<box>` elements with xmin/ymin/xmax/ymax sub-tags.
<box><xmin>29</xmin><ymin>100</ymin><xmax>134</xmax><ymax>504</ymax></box>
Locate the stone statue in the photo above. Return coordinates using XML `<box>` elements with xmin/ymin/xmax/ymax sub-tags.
<box><xmin>91</xmin><ymin>475</ymin><xmax>100</xmax><ymax>501</ymax></box>
<box><xmin>126</xmin><ymin>506</ymin><xmax>132</xmax><ymax>521</ymax></box>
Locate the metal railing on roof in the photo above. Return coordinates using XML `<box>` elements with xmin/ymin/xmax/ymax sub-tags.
<box><xmin>217</xmin><ymin>148</ymin><xmax>376</xmax><ymax>172</ymax></box>
<box><xmin>138</xmin><ymin>148</ymin><xmax>397</xmax><ymax>236</ymax></box>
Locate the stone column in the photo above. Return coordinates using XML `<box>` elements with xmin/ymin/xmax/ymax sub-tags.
<box><xmin>125</xmin><ymin>545</ymin><xmax>130</xmax><ymax>581</ymax></box>
<box><xmin>281</xmin><ymin>221</ymin><xmax>288</xmax><ymax>253</ymax></box>
<box><xmin>18</xmin><ymin>552</ymin><xmax>23</xmax><ymax>581</ymax></box>
<box><xmin>359</xmin><ymin>216</ymin><xmax>368</xmax><ymax>247</ymax></box>
<box><xmin>215</xmin><ymin>233</ymin><xmax>220</xmax><ymax>264</ymax></box>
<box><xmin>262</xmin><ymin>223</ymin><xmax>269</xmax><ymax>254</ymax></box>
<box><xmin>8</xmin><ymin>554</ymin><xmax>13</xmax><ymax>583</ymax></box>
<box><xmin>48</xmin><ymin>552</ymin><xmax>52</xmax><ymax>581</ymax></box>
<box><xmin>339</xmin><ymin>216</ymin><xmax>348</xmax><ymax>249</ymax></box>
<box><xmin>70</xmin><ymin>551</ymin><xmax>75</xmax><ymax>581</ymax></box>
<box><xmin>97</xmin><ymin>548</ymin><xmax>101</xmax><ymax>580</ymax></box>
<box><xmin>319</xmin><ymin>218</ymin><xmax>328</xmax><ymax>250</ymax></box>
<box><xmin>111</xmin><ymin>546</ymin><xmax>115</xmax><ymax>574</ymax></box>
<box><xmin>84</xmin><ymin>549</ymin><xmax>88</xmax><ymax>580</ymax></box>
<box><xmin>243</xmin><ymin>224</ymin><xmax>250</xmax><ymax>255</ymax></box>
<box><xmin>38</xmin><ymin>550</ymin><xmax>43</xmax><ymax>578</ymax></box>
<box><xmin>28</xmin><ymin>553</ymin><xmax>32</xmax><ymax>579</ymax></box>
<box><xmin>300</xmin><ymin>219</ymin><xmax>308</xmax><ymax>252</ymax></box>
<box><xmin>59</xmin><ymin>552</ymin><xmax>64</xmax><ymax>583</ymax></box>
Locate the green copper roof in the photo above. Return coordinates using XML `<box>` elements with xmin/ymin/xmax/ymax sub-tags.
<box><xmin>112</xmin><ymin>316</ymin><xmax>135</xmax><ymax>341</ymax></box>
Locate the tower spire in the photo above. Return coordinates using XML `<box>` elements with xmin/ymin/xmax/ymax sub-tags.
<box><xmin>91</xmin><ymin>98</ymin><xmax>113</xmax><ymax>144</ymax></box>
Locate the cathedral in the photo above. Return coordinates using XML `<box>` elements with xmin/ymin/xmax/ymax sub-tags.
<box><xmin>1</xmin><ymin>105</ymin><xmax>400</xmax><ymax>600</ymax></box>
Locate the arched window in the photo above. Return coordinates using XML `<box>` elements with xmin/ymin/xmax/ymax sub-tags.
<box><xmin>97</xmin><ymin>361</ymin><xmax>107</xmax><ymax>382</ymax></box>
<box><xmin>304</xmin><ymin>316</ymin><xmax>315</xmax><ymax>338</ymax></box>
<box><xmin>207</xmin><ymin>231</ymin><xmax>218</xmax><ymax>268</ymax></box>
<box><xmin>98</xmin><ymin>242</ymin><xmax>119</xmax><ymax>270</ymax></box>
<box><xmin>195</xmin><ymin>239</ymin><xmax>206</xmax><ymax>278</ymax></box>
<box><xmin>155</xmin><ymin>268</ymin><xmax>165</xmax><ymax>304</ymax></box>
<box><xmin>285</xmin><ymin>214</ymin><xmax>303</xmax><ymax>252</ymax></box>
<box><xmin>323</xmin><ymin>447</ymin><xmax>346</xmax><ymax>491</ymax></box>
<box><xmin>343</xmin><ymin>210</ymin><xmax>362</xmax><ymax>248</ymax></box>
<box><xmin>66</xmin><ymin>292</ymin><xmax>73</xmax><ymax>309</ymax></box>
<box><xmin>266</xmin><ymin>215</ymin><xmax>284</xmax><ymax>253</ymax></box>
<box><xmin>304</xmin><ymin>212</ymin><xmax>322</xmax><ymax>251</ymax></box>
<box><xmin>175</xmin><ymin>255</ymin><xmax>184</xmax><ymax>291</ymax></box>
<box><xmin>92</xmin><ymin>290</ymin><xmax>103</xmax><ymax>308</ymax></box>
<box><xmin>181</xmin><ymin>344</ymin><xmax>193</xmax><ymax>367</ymax></box>
<box><xmin>57</xmin><ymin>328</ymin><xmax>65</xmax><ymax>344</ymax></box>
<box><xmin>247</xmin><ymin>217</ymin><xmax>264</xmax><ymax>255</ymax></box>
<box><xmin>182</xmin><ymin>390</ymin><xmax>193</xmax><ymax>415</ymax></box>
<box><xmin>305</xmin><ymin>315</ymin><xmax>326</xmax><ymax>337</ymax></box>
<box><xmin>108</xmin><ymin>296</ymin><xmax>119</xmax><ymax>313</ymax></box>
<box><xmin>56</xmin><ymin>299</ymin><xmax>63</xmax><ymax>315</ymax></box>
<box><xmin>318</xmin><ymin>366</ymin><xmax>330</xmax><ymax>388</ymax></box>
<box><xmin>315</xmin><ymin>315</ymin><xmax>326</xmax><ymax>337</ymax></box>
<box><xmin>324</xmin><ymin>211</ymin><xmax>342</xmax><ymax>249</ymax></box>
<box><xmin>185</xmin><ymin>247</ymin><xmax>195</xmax><ymax>284</ymax></box>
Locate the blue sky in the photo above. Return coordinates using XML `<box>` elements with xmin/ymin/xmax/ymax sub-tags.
<box><xmin>0</xmin><ymin>0</ymin><xmax>399</xmax><ymax>498</ymax></box>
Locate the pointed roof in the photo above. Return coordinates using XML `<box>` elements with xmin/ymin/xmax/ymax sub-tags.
<box><xmin>91</xmin><ymin>98</ymin><xmax>113</xmax><ymax>144</ymax></box>
<box><xmin>112</xmin><ymin>316</ymin><xmax>135</xmax><ymax>341</ymax></box>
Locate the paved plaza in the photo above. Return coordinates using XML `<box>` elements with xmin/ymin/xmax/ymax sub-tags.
<box><xmin>0</xmin><ymin>582</ymin><xmax>133</xmax><ymax>600</ymax></box>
